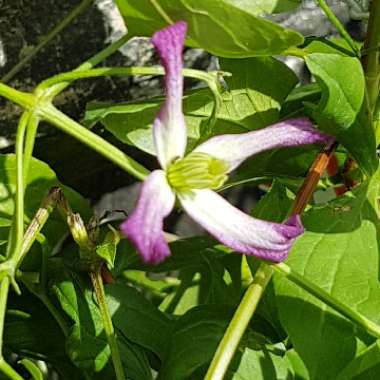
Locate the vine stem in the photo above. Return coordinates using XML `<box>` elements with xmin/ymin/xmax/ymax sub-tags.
<box><xmin>205</xmin><ymin>142</ymin><xmax>336</xmax><ymax>379</ymax></box>
<box><xmin>37</xmin><ymin>67</ymin><xmax>225</xmax><ymax>92</ymax></box>
<box><xmin>362</xmin><ymin>0</ymin><xmax>380</xmax><ymax>113</ymax></box>
<box><xmin>1</xmin><ymin>0</ymin><xmax>93</xmax><ymax>83</ymax></box>
<box><xmin>41</xmin><ymin>103</ymin><xmax>149</xmax><ymax>180</ymax></box>
<box><xmin>6</xmin><ymin>112</ymin><xmax>30</xmax><ymax>263</ymax></box>
<box><xmin>315</xmin><ymin>0</ymin><xmax>359</xmax><ymax>56</ymax></box>
<box><xmin>90</xmin><ymin>270</ymin><xmax>126</xmax><ymax>380</ymax></box>
<box><xmin>204</xmin><ymin>263</ymin><xmax>274</xmax><ymax>380</ymax></box>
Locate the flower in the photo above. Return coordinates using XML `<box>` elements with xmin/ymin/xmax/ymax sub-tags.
<box><xmin>121</xmin><ymin>21</ymin><xmax>333</xmax><ymax>264</ymax></box>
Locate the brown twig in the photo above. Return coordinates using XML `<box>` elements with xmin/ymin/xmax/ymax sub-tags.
<box><xmin>291</xmin><ymin>141</ymin><xmax>338</xmax><ymax>216</ymax></box>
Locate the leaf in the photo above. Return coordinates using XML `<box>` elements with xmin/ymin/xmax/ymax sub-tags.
<box><xmin>52</xmin><ymin>264</ymin><xmax>152</xmax><ymax>379</ymax></box>
<box><xmin>115</xmin><ymin>0</ymin><xmax>303</xmax><ymax>57</ymax></box>
<box><xmin>5</xmin><ymin>289</ymin><xmax>83</xmax><ymax>379</ymax></box>
<box><xmin>212</xmin><ymin>0</ymin><xmax>301</xmax><ymax>15</ymax></box>
<box><xmin>274</xmin><ymin>164</ymin><xmax>380</xmax><ymax>379</ymax></box>
<box><xmin>96</xmin><ymin>225</ymin><xmax>120</xmax><ymax>268</ymax></box>
<box><xmin>337</xmin><ymin>341</ymin><xmax>380</xmax><ymax>380</ymax></box>
<box><xmin>285</xmin><ymin>350</ymin><xmax>309</xmax><ymax>380</ymax></box>
<box><xmin>305</xmin><ymin>53</ymin><xmax>377</xmax><ymax>175</ymax></box>
<box><xmin>18</xmin><ymin>359</ymin><xmax>43</xmax><ymax>380</ymax></box>
<box><xmin>117</xmin><ymin>237</ymin><xmax>242</xmax><ymax>314</ymax></box>
<box><xmin>85</xmin><ymin>57</ymin><xmax>297</xmax><ymax>161</ymax></box>
<box><xmin>159</xmin><ymin>305</ymin><xmax>295</xmax><ymax>379</ymax></box>
<box><xmin>105</xmin><ymin>283</ymin><xmax>171</xmax><ymax>359</ymax></box>
<box><xmin>0</xmin><ymin>154</ymin><xmax>91</xmax><ymax>247</ymax></box>
<box><xmin>305</xmin><ymin>54</ymin><xmax>364</xmax><ymax>134</ymax></box>
<box><xmin>252</xmin><ymin>180</ymin><xmax>293</xmax><ymax>222</ymax></box>
<box><xmin>158</xmin><ymin>305</ymin><xmax>234</xmax><ymax>379</ymax></box>
<box><xmin>225</xmin><ymin>347</ymin><xmax>293</xmax><ymax>380</ymax></box>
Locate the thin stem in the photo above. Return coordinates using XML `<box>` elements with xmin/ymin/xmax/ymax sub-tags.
<box><xmin>40</xmin><ymin>33</ymin><xmax>131</xmax><ymax>99</ymax></box>
<box><xmin>37</xmin><ymin>67</ymin><xmax>225</xmax><ymax>128</ymax></box>
<box><xmin>204</xmin><ymin>263</ymin><xmax>273</xmax><ymax>380</ymax></box>
<box><xmin>315</xmin><ymin>0</ymin><xmax>359</xmax><ymax>56</ymax></box>
<box><xmin>0</xmin><ymin>83</ymin><xmax>34</xmax><ymax>109</ymax></box>
<box><xmin>6</xmin><ymin>112</ymin><xmax>30</xmax><ymax>261</ymax></box>
<box><xmin>11</xmin><ymin>187</ymin><xmax>60</xmax><ymax>269</ymax></box>
<box><xmin>23</xmin><ymin>115</ymin><xmax>40</xmax><ymax>186</ymax></box>
<box><xmin>1</xmin><ymin>0</ymin><xmax>93</xmax><ymax>83</ymax></box>
<box><xmin>0</xmin><ymin>356</ymin><xmax>24</xmax><ymax>380</ymax></box>
<box><xmin>362</xmin><ymin>0</ymin><xmax>380</xmax><ymax>113</ymax></box>
<box><xmin>0</xmin><ymin>277</ymin><xmax>10</xmax><ymax>357</ymax></box>
<box><xmin>273</xmin><ymin>262</ymin><xmax>380</xmax><ymax>339</ymax></box>
<box><xmin>38</xmin><ymin>67</ymin><xmax>223</xmax><ymax>91</ymax></box>
<box><xmin>90</xmin><ymin>270</ymin><xmax>125</xmax><ymax>380</ymax></box>
<box><xmin>40</xmin><ymin>103</ymin><xmax>149</xmax><ymax>180</ymax></box>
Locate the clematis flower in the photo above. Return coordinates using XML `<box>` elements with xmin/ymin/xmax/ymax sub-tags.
<box><xmin>121</xmin><ymin>21</ymin><xmax>333</xmax><ymax>264</ymax></box>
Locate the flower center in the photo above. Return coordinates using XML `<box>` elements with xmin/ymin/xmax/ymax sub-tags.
<box><xmin>167</xmin><ymin>152</ymin><xmax>228</xmax><ymax>192</ymax></box>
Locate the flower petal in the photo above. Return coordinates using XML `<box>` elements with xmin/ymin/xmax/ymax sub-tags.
<box><xmin>194</xmin><ymin>118</ymin><xmax>334</xmax><ymax>172</ymax></box>
<box><xmin>178</xmin><ymin>189</ymin><xmax>304</xmax><ymax>262</ymax></box>
<box><xmin>120</xmin><ymin>170</ymin><xmax>175</xmax><ymax>264</ymax></box>
<box><xmin>152</xmin><ymin>21</ymin><xmax>187</xmax><ymax>169</ymax></box>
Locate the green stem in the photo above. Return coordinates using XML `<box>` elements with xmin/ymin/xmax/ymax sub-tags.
<box><xmin>1</xmin><ymin>0</ymin><xmax>93</xmax><ymax>83</ymax></box>
<box><xmin>362</xmin><ymin>0</ymin><xmax>380</xmax><ymax>113</ymax></box>
<box><xmin>0</xmin><ymin>277</ymin><xmax>10</xmax><ymax>357</ymax></box>
<box><xmin>204</xmin><ymin>263</ymin><xmax>273</xmax><ymax>380</ymax></box>
<box><xmin>40</xmin><ymin>33</ymin><xmax>131</xmax><ymax>99</ymax></box>
<box><xmin>0</xmin><ymin>356</ymin><xmax>24</xmax><ymax>380</ymax></box>
<box><xmin>37</xmin><ymin>67</ymin><xmax>225</xmax><ymax>130</ymax></box>
<box><xmin>0</xmin><ymin>83</ymin><xmax>34</xmax><ymax>109</ymax></box>
<box><xmin>90</xmin><ymin>270</ymin><xmax>125</xmax><ymax>380</ymax></box>
<box><xmin>316</xmin><ymin>0</ymin><xmax>359</xmax><ymax>56</ymax></box>
<box><xmin>273</xmin><ymin>262</ymin><xmax>380</xmax><ymax>339</ymax></box>
<box><xmin>6</xmin><ymin>112</ymin><xmax>30</xmax><ymax>261</ymax></box>
<box><xmin>23</xmin><ymin>115</ymin><xmax>40</xmax><ymax>186</ymax></box>
<box><xmin>38</xmin><ymin>67</ymin><xmax>222</xmax><ymax>90</ymax></box>
<box><xmin>40</xmin><ymin>103</ymin><xmax>149</xmax><ymax>180</ymax></box>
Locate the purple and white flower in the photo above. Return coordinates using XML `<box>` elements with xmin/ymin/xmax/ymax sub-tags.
<box><xmin>121</xmin><ymin>21</ymin><xmax>333</xmax><ymax>264</ymax></box>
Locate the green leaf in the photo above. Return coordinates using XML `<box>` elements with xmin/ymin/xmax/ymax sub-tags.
<box><xmin>85</xmin><ymin>57</ymin><xmax>297</xmax><ymax>160</ymax></box>
<box><xmin>5</xmin><ymin>289</ymin><xmax>83</xmax><ymax>379</ymax></box>
<box><xmin>52</xmin><ymin>265</ymin><xmax>152</xmax><ymax>379</ymax></box>
<box><xmin>252</xmin><ymin>180</ymin><xmax>293</xmax><ymax>222</ymax></box>
<box><xmin>305</xmin><ymin>53</ymin><xmax>377</xmax><ymax>175</ymax></box>
<box><xmin>225</xmin><ymin>347</ymin><xmax>293</xmax><ymax>380</ymax></box>
<box><xmin>105</xmin><ymin>283</ymin><xmax>171</xmax><ymax>359</ymax></box>
<box><xmin>158</xmin><ymin>305</ymin><xmax>234</xmax><ymax>379</ymax></box>
<box><xmin>212</xmin><ymin>0</ymin><xmax>301</xmax><ymax>15</ymax></box>
<box><xmin>0</xmin><ymin>154</ymin><xmax>91</xmax><ymax>247</ymax></box>
<box><xmin>159</xmin><ymin>305</ymin><xmax>294</xmax><ymax>379</ymax></box>
<box><xmin>96</xmin><ymin>225</ymin><xmax>120</xmax><ymax>268</ymax></box>
<box><xmin>285</xmin><ymin>350</ymin><xmax>309</xmax><ymax>380</ymax></box>
<box><xmin>274</xmin><ymin>164</ymin><xmax>380</xmax><ymax>380</ymax></box>
<box><xmin>337</xmin><ymin>341</ymin><xmax>380</xmax><ymax>380</ymax></box>
<box><xmin>115</xmin><ymin>0</ymin><xmax>303</xmax><ymax>57</ymax></box>
<box><xmin>305</xmin><ymin>54</ymin><xmax>364</xmax><ymax>134</ymax></box>
<box><xmin>18</xmin><ymin>359</ymin><xmax>43</xmax><ymax>380</ymax></box>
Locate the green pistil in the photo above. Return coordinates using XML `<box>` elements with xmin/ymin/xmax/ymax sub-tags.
<box><xmin>167</xmin><ymin>152</ymin><xmax>228</xmax><ymax>192</ymax></box>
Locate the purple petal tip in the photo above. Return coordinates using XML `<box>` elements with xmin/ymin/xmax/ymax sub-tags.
<box><xmin>120</xmin><ymin>170</ymin><xmax>175</xmax><ymax>265</ymax></box>
<box><xmin>151</xmin><ymin>21</ymin><xmax>187</xmax><ymax>58</ymax></box>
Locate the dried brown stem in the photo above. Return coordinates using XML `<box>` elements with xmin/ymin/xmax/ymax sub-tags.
<box><xmin>291</xmin><ymin>142</ymin><xmax>338</xmax><ymax>216</ymax></box>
